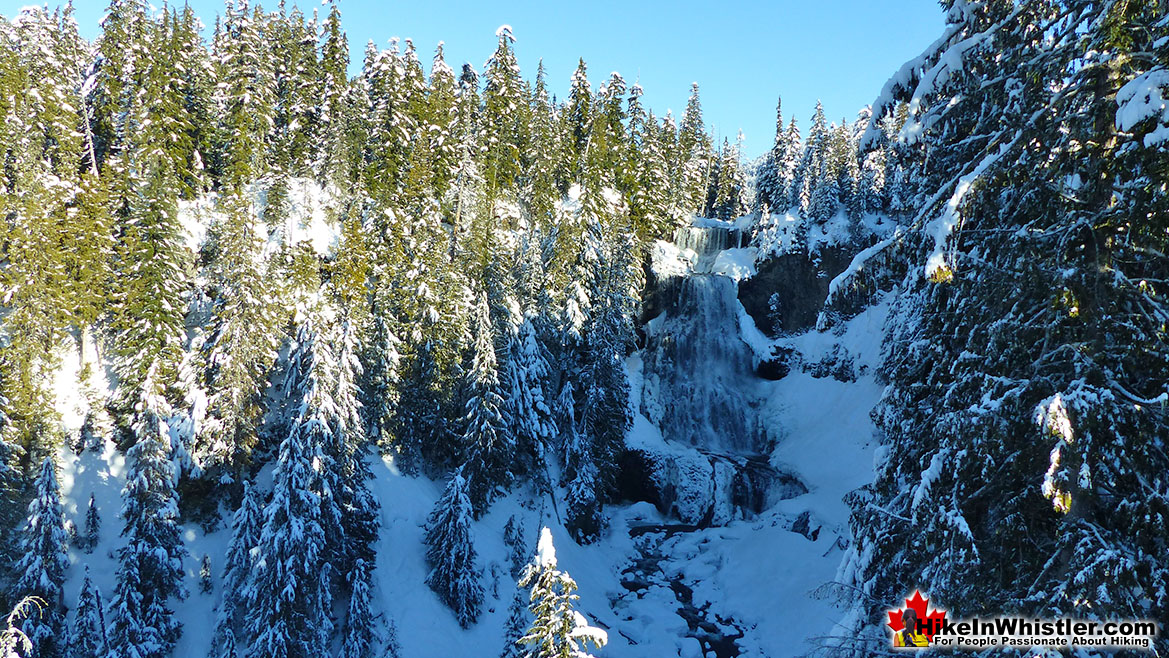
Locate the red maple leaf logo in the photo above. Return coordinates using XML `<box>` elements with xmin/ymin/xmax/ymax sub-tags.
<box><xmin>887</xmin><ymin>590</ymin><xmax>947</xmax><ymax>641</ymax></box>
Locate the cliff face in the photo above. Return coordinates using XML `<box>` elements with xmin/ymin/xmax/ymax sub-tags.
<box><xmin>736</xmin><ymin>246</ymin><xmax>855</xmax><ymax>337</ymax></box>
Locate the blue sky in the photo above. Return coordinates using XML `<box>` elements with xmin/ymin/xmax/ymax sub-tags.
<box><xmin>12</xmin><ymin>0</ymin><xmax>946</xmax><ymax>158</ymax></box>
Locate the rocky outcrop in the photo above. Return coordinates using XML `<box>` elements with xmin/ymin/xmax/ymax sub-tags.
<box><xmin>736</xmin><ymin>246</ymin><xmax>854</xmax><ymax>336</ymax></box>
<box><xmin>619</xmin><ymin>444</ymin><xmax>807</xmax><ymax>526</ymax></box>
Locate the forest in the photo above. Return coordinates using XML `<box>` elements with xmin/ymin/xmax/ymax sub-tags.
<box><xmin>1</xmin><ymin>1</ymin><xmax>1168</xmax><ymax>657</ymax></box>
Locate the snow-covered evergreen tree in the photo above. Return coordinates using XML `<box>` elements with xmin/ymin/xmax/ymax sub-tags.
<box><xmin>108</xmin><ymin>378</ymin><xmax>188</xmax><ymax>658</ymax></box>
<box><xmin>503</xmin><ymin>515</ymin><xmax>529</xmax><ymax>579</ymax></box>
<box><xmin>461</xmin><ymin>293</ymin><xmax>513</xmax><ymax>512</ymax></box>
<box><xmin>67</xmin><ymin>568</ymin><xmax>108</xmax><ymax>658</ymax></box>
<box><xmin>340</xmin><ymin>559</ymin><xmax>376</xmax><ymax>658</ymax></box>
<box><xmin>499</xmin><ymin>590</ymin><xmax>529</xmax><ymax>658</ymax></box>
<box><xmin>14</xmin><ymin>457</ymin><xmax>69</xmax><ymax>658</ymax></box>
<box><xmin>82</xmin><ymin>493</ymin><xmax>99</xmax><ymax>554</ymax></box>
<box><xmin>196</xmin><ymin>190</ymin><xmax>279</xmax><ymax>478</ymax></box>
<box><xmin>518</xmin><ymin>528</ymin><xmax>607</xmax><ymax>658</ymax></box>
<box><xmin>209</xmin><ymin>480</ymin><xmax>262</xmax><ymax>658</ymax></box>
<box><xmin>482</xmin><ymin>24</ymin><xmax>527</xmax><ymax>196</ymax></box>
<box><xmin>423</xmin><ymin>470</ymin><xmax>484</xmax><ymax>628</ymax></box>
<box><xmin>245</xmin><ymin>321</ymin><xmax>336</xmax><ymax>658</ymax></box>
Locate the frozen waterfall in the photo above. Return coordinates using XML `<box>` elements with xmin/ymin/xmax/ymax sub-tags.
<box><xmin>642</xmin><ymin>223</ymin><xmax>763</xmax><ymax>453</ymax></box>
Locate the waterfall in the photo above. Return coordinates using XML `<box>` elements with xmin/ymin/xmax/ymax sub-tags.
<box><xmin>629</xmin><ymin>223</ymin><xmax>803</xmax><ymax>526</ymax></box>
<box><xmin>642</xmin><ymin>226</ymin><xmax>762</xmax><ymax>453</ymax></box>
<box><xmin>672</xmin><ymin>225</ymin><xmax>749</xmax><ymax>273</ymax></box>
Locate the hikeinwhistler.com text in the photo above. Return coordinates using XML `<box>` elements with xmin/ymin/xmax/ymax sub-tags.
<box><xmin>916</xmin><ymin>617</ymin><xmax>1159</xmax><ymax>650</ymax></box>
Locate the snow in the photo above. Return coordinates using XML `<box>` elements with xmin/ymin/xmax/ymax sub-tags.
<box><xmin>649</xmin><ymin>240</ymin><xmax>692</xmax><ymax>279</ymax></box>
<box><xmin>911</xmin><ymin>450</ymin><xmax>948</xmax><ymax>513</ymax></box>
<box><xmin>177</xmin><ymin>178</ymin><xmax>342</xmax><ymax>257</ymax></box>
<box><xmin>43</xmin><ymin>199</ymin><xmax>897</xmax><ymax>658</ymax></box>
<box><xmin>535</xmin><ymin>526</ymin><xmax>557</xmax><ymax>567</ymax></box>
<box><xmin>710</xmin><ymin>247</ymin><xmax>756</xmax><ymax>281</ymax></box>
<box><xmin>1116</xmin><ymin>68</ymin><xmax>1169</xmax><ymax>148</ymax></box>
<box><xmin>862</xmin><ymin>21</ymin><xmax>964</xmax><ymax>148</ymax></box>
<box><xmin>923</xmin><ymin>135</ymin><xmax>1020</xmax><ymax>280</ymax></box>
<box><xmin>751</xmin><ymin>207</ymin><xmax>802</xmax><ymax>260</ymax></box>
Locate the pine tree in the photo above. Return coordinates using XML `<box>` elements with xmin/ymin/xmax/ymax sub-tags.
<box><xmin>499</xmin><ymin>590</ymin><xmax>528</xmax><ymax>658</ymax></box>
<box><xmin>199</xmin><ymin>555</ymin><xmax>214</xmax><ymax>595</ymax></box>
<box><xmin>209</xmin><ymin>480</ymin><xmax>262</xmax><ymax>658</ymax></box>
<box><xmin>108</xmin><ymin>378</ymin><xmax>188</xmax><ymax>658</ymax></box>
<box><xmin>423</xmin><ymin>470</ymin><xmax>484</xmax><ymax>628</ymax></box>
<box><xmin>217</xmin><ymin>0</ymin><xmax>277</xmax><ymax>187</ymax></box>
<box><xmin>330</xmin><ymin>318</ymin><xmax>381</xmax><ymax>573</ymax></box>
<box><xmin>837</xmin><ymin>3</ymin><xmax>1169</xmax><ymax>654</ymax></box>
<box><xmin>524</xmin><ymin>60</ymin><xmax>560</xmax><ymax>230</ymax></box>
<box><xmin>340</xmin><ymin>559</ymin><xmax>376</xmax><ymax>658</ymax></box>
<box><xmin>678</xmin><ymin>83</ymin><xmax>712</xmax><ymax>215</ymax></box>
<box><xmin>461</xmin><ymin>293</ymin><xmax>513</xmax><ymax>512</ymax></box>
<box><xmin>712</xmin><ymin>136</ymin><xmax>746</xmax><ymax>220</ymax></box>
<box><xmin>197</xmin><ymin>191</ymin><xmax>279</xmax><ymax>477</ymax></box>
<box><xmin>563</xmin><ymin>59</ymin><xmax>592</xmax><ymax>183</ymax></box>
<box><xmin>756</xmin><ymin>96</ymin><xmax>787</xmax><ymax>212</ymax></box>
<box><xmin>503</xmin><ymin>515</ymin><xmax>529</xmax><ymax>579</ymax></box>
<box><xmin>316</xmin><ymin>1</ymin><xmax>349</xmax><ymax>182</ymax></box>
<box><xmin>245</xmin><ymin>354</ymin><xmax>334</xmax><ymax>658</ymax></box>
<box><xmin>482</xmin><ymin>25</ymin><xmax>527</xmax><ymax>197</ymax></box>
<box><xmin>83</xmin><ymin>493</ymin><xmax>100</xmax><ymax>553</ymax></box>
<box><xmin>504</xmin><ymin>318</ymin><xmax>556</xmax><ymax>480</ymax></box>
<box><xmin>14</xmin><ymin>457</ymin><xmax>69</xmax><ymax>658</ymax></box>
<box><xmin>68</xmin><ymin>568</ymin><xmax>108</xmax><ymax>658</ymax></box>
<box><xmin>428</xmin><ymin>42</ymin><xmax>460</xmax><ymax>200</ymax></box>
<box><xmin>518</xmin><ymin>528</ymin><xmax>607</xmax><ymax>658</ymax></box>
<box><xmin>105</xmin><ymin>27</ymin><xmax>194</xmax><ymax>441</ymax></box>
<box><xmin>91</xmin><ymin>0</ymin><xmax>150</xmax><ymax>166</ymax></box>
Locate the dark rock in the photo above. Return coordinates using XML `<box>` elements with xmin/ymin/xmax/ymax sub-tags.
<box><xmin>737</xmin><ymin>246</ymin><xmax>855</xmax><ymax>337</ymax></box>
<box><xmin>618</xmin><ymin>449</ymin><xmax>663</xmax><ymax>510</ymax></box>
<box><xmin>617</xmin><ymin>447</ymin><xmax>807</xmax><ymax>526</ymax></box>
<box><xmin>791</xmin><ymin>510</ymin><xmax>821</xmax><ymax>542</ymax></box>
<box><xmin>755</xmin><ymin>346</ymin><xmax>797</xmax><ymax>381</ymax></box>
<box><xmin>621</xmin><ymin>577</ymin><xmax>652</xmax><ymax>592</ymax></box>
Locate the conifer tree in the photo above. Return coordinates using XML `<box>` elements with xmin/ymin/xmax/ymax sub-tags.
<box><xmin>518</xmin><ymin>528</ymin><xmax>607</xmax><ymax>658</ymax></box>
<box><xmin>461</xmin><ymin>293</ymin><xmax>513</xmax><ymax>512</ymax></box>
<box><xmin>837</xmin><ymin>4</ymin><xmax>1169</xmax><ymax>654</ymax></box>
<box><xmin>245</xmin><ymin>340</ymin><xmax>334</xmax><ymax>658</ymax></box>
<box><xmin>197</xmin><ymin>191</ymin><xmax>279</xmax><ymax>477</ymax></box>
<box><xmin>563</xmin><ymin>59</ymin><xmax>592</xmax><ymax>182</ymax></box>
<box><xmin>712</xmin><ymin>136</ymin><xmax>746</xmax><ymax>220</ymax></box>
<box><xmin>340</xmin><ymin>559</ymin><xmax>376</xmax><ymax>658</ymax></box>
<box><xmin>504</xmin><ymin>317</ymin><xmax>556</xmax><ymax>477</ymax></box>
<box><xmin>209</xmin><ymin>480</ymin><xmax>262</xmax><ymax>658</ymax></box>
<box><xmin>105</xmin><ymin>22</ymin><xmax>195</xmax><ymax>440</ymax></box>
<box><xmin>83</xmin><ymin>493</ymin><xmax>100</xmax><ymax>553</ymax></box>
<box><xmin>756</xmin><ymin>96</ymin><xmax>786</xmax><ymax>212</ymax></box>
<box><xmin>482</xmin><ymin>25</ymin><xmax>527</xmax><ymax>197</ymax></box>
<box><xmin>423</xmin><ymin>470</ymin><xmax>484</xmax><ymax>628</ymax></box>
<box><xmin>91</xmin><ymin>0</ymin><xmax>150</xmax><ymax>165</ymax></box>
<box><xmin>217</xmin><ymin>0</ymin><xmax>277</xmax><ymax>187</ymax></box>
<box><xmin>108</xmin><ymin>377</ymin><xmax>188</xmax><ymax>658</ymax></box>
<box><xmin>68</xmin><ymin>568</ymin><xmax>108</xmax><ymax>658</ymax></box>
<box><xmin>428</xmin><ymin>42</ymin><xmax>460</xmax><ymax>199</ymax></box>
<box><xmin>14</xmin><ymin>457</ymin><xmax>69</xmax><ymax>658</ymax></box>
<box><xmin>499</xmin><ymin>590</ymin><xmax>528</xmax><ymax>658</ymax></box>
<box><xmin>524</xmin><ymin>60</ymin><xmax>560</xmax><ymax>230</ymax></box>
<box><xmin>678</xmin><ymin>83</ymin><xmax>712</xmax><ymax>216</ymax></box>
<box><xmin>317</xmin><ymin>1</ymin><xmax>349</xmax><ymax>182</ymax></box>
